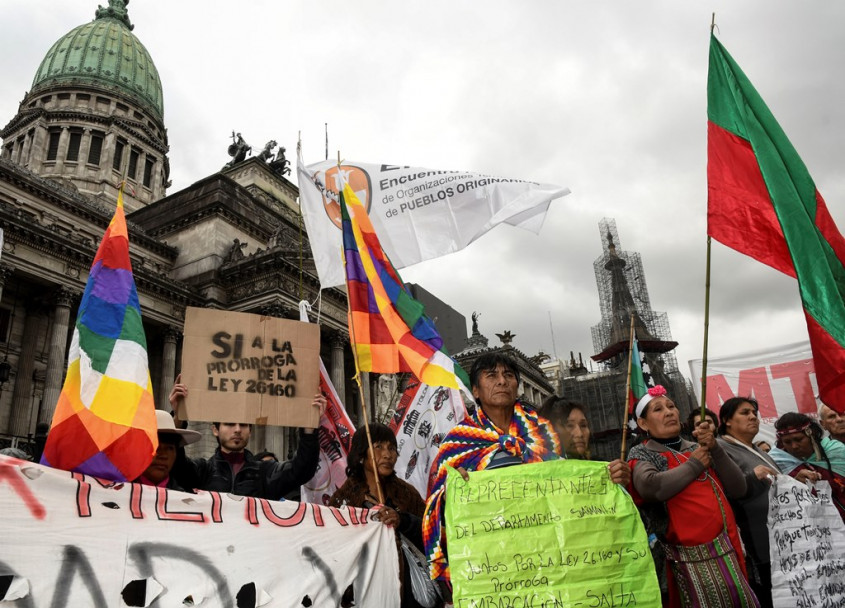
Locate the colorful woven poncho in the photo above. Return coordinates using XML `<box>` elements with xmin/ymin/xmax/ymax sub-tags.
<box><xmin>422</xmin><ymin>400</ymin><xmax>561</xmax><ymax>582</ymax></box>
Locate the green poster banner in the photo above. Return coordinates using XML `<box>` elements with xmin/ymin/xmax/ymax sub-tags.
<box><xmin>445</xmin><ymin>459</ymin><xmax>660</xmax><ymax>608</ymax></box>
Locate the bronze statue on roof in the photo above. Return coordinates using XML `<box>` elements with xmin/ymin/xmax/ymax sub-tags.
<box><xmin>471</xmin><ymin>311</ymin><xmax>480</xmax><ymax>335</ymax></box>
<box><xmin>226</xmin><ymin>131</ymin><xmax>251</xmax><ymax>167</ymax></box>
<box><xmin>96</xmin><ymin>0</ymin><xmax>133</xmax><ymax>30</ymax></box>
<box><xmin>257</xmin><ymin>140</ymin><xmax>277</xmax><ymax>163</ymax></box>
<box><xmin>496</xmin><ymin>330</ymin><xmax>515</xmax><ymax>345</ymax></box>
<box><xmin>270</xmin><ymin>146</ymin><xmax>291</xmax><ymax>176</ymax></box>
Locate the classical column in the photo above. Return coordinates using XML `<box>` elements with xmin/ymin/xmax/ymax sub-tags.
<box><xmin>102</xmin><ymin>132</ymin><xmax>116</xmax><ymax>175</ymax></box>
<box><xmin>14</xmin><ymin>138</ymin><xmax>24</xmax><ymax>164</ymax></box>
<box><xmin>21</xmin><ymin>131</ymin><xmax>33</xmax><ymax>167</ymax></box>
<box><xmin>7</xmin><ymin>308</ymin><xmax>43</xmax><ymax>436</ymax></box>
<box><xmin>158</xmin><ymin>326</ymin><xmax>180</xmax><ymax>411</ymax></box>
<box><xmin>29</xmin><ymin>125</ymin><xmax>48</xmax><ymax>167</ymax></box>
<box><xmin>329</xmin><ymin>331</ymin><xmax>347</xmax><ymax>406</ymax></box>
<box><xmin>75</xmin><ymin>128</ymin><xmax>92</xmax><ymax>178</ymax></box>
<box><xmin>0</xmin><ymin>264</ymin><xmax>14</xmax><ymax>303</ymax></box>
<box><xmin>54</xmin><ymin>128</ymin><xmax>69</xmax><ymax>172</ymax></box>
<box><xmin>152</xmin><ymin>158</ymin><xmax>164</xmax><ymax>199</ymax></box>
<box><xmin>40</xmin><ymin>287</ymin><xmax>78</xmax><ymax>425</ymax></box>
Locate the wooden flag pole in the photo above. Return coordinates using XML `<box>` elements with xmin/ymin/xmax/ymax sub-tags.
<box><xmin>337</xmin><ymin>155</ymin><xmax>385</xmax><ymax>505</ymax></box>
<box><xmin>700</xmin><ymin>14</ymin><xmax>716</xmax><ymax>423</ymax></box>
<box><xmin>620</xmin><ymin>314</ymin><xmax>636</xmax><ymax>460</ymax></box>
<box><xmin>352</xmin><ymin>358</ymin><xmax>384</xmax><ymax>505</ymax></box>
<box><xmin>700</xmin><ymin>236</ymin><xmax>712</xmax><ymax>422</ymax></box>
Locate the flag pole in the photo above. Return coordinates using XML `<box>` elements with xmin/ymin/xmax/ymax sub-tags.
<box><xmin>700</xmin><ymin>237</ymin><xmax>712</xmax><ymax>421</ymax></box>
<box><xmin>701</xmin><ymin>12</ymin><xmax>715</xmax><ymax>422</ymax></box>
<box><xmin>297</xmin><ymin>133</ymin><xmax>304</xmax><ymax>300</ymax></box>
<box><xmin>620</xmin><ymin>314</ymin><xmax>636</xmax><ymax>460</ymax></box>
<box><xmin>337</xmin><ymin>153</ymin><xmax>385</xmax><ymax>505</ymax></box>
<box><xmin>349</xmin><ymin>335</ymin><xmax>385</xmax><ymax>505</ymax></box>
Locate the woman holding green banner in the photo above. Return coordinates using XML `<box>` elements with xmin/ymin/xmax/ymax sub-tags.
<box><xmin>627</xmin><ymin>385</ymin><xmax>758</xmax><ymax>607</ymax></box>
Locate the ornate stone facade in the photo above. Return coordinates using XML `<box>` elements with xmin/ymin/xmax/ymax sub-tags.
<box><xmin>0</xmin><ymin>3</ymin><xmax>357</xmax><ymax>459</ymax></box>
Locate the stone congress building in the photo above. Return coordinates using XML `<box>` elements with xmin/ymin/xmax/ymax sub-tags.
<box><xmin>0</xmin><ymin>1</ymin><xmax>358</xmax><ymax>459</ymax></box>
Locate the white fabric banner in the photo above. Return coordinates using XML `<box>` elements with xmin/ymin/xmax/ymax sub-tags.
<box><xmin>767</xmin><ymin>474</ymin><xmax>845</xmax><ymax>608</ymax></box>
<box><xmin>689</xmin><ymin>341</ymin><xmax>817</xmax><ymax>443</ymax></box>
<box><xmin>388</xmin><ymin>377</ymin><xmax>468</xmax><ymax>497</ymax></box>
<box><xmin>0</xmin><ymin>456</ymin><xmax>399</xmax><ymax>606</ymax></box>
<box><xmin>297</xmin><ymin>153</ymin><xmax>570</xmax><ymax>288</ymax></box>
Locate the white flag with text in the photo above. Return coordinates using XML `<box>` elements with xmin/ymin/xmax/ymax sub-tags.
<box><xmin>297</xmin><ymin>152</ymin><xmax>570</xmax><ymax>288</ymax></box>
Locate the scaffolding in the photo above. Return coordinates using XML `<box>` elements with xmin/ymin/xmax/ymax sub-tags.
<box><xmin>561</xmin><ymin>218</ymin><xmax>696</xmax><ymax>460</ymax></box>
<box><xmin>590</xmin><ymin>218</ymin><xmax>676</xmax><ymax>363</ymax></box>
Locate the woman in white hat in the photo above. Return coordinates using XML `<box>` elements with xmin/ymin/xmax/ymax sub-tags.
<box><xmin>627</xmin><ymin>386</ymin><xmax>757</xmax><ymax>607</ymax></box>
<box><xmin>135</xmin><ymin>410</ymin><xmax>201</xmax><ymax>492</ymax></box>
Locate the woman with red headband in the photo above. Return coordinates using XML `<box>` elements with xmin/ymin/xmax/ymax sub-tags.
<box><xmin>769</xmin><ymin>412</ymin><xmax>845</xmax><ymax>522</ymax></box>
<box><xmin>627</xmin><ymin>386</ymin><xmax>757</xmax><ymax>607</ymax></box>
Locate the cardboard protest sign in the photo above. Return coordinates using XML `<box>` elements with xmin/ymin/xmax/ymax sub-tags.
<box><xmin>445</xmin><ymin>459</ymin><xmax>660</xmax><ymax>608</ymax></box>
<box><xmin>767</xmin><ymin>474</ymin><xmax>845</xmax><ymax>608</ymax></box>
<box><xmin>0</xmin><ymin>455</ymin><xmax>399</xmax><ymax>606</ymax></box>
<box><xmin>180</xmin><ymin>307</ymin><xmax>321</xmax><ymax>428</ymax></box>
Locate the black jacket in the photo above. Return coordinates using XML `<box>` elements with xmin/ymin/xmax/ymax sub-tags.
<box><xmin>191</xmin><ymin>430</ymin><xmax>319</xmax><ymax>499</ymax></box>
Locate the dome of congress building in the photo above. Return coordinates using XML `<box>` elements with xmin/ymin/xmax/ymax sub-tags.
<box><xmin>1</xmin><ymin>0</ymin><xmax>170</xmax><ymax>210</ymax></box>
<box><xmin>30</xmin><ymin>1</ymin><xmax>163</xmax><ymax>123</ymax></box>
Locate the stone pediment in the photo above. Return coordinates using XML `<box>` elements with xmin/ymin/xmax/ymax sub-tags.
<box><xmin>222</xmin><ymin>157</ymin><xmax>298</xmax><ymax>213</ymax></box>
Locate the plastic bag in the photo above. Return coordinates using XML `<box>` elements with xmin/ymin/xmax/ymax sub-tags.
<box><xmin>399</xmin><ymin>533</ymin><xmax>441</xmax><ymax>608</ymax></box>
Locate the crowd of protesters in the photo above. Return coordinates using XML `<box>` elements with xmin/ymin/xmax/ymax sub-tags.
<box><xmin>154</xmin><ymin>354</ymin><xmax>845</xmax><ymax>607</ymax></box>
<box><xmin>13</xmin><ymin>352</ymin><xmax>843</xmax><ymax>608</ymax></box>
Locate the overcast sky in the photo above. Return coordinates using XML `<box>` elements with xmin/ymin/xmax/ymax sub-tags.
<box><xmin>2</xmin><ymin>1</ymin><xmax>844</xmax><ymax>387</ymax></box>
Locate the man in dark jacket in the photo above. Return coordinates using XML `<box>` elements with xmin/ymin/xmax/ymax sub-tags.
<box><xmin>170</xmin><ymin>377</ymin><xmax>325</xmax><ymax>499</ymax></box>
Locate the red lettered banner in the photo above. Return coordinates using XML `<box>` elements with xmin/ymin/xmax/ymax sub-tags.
<box><xmin>0</xmin><ymin>455</ymin><xmax>398</xmax><ymax>606</ymax></box>
<box><xmin>689</xmin><ymin>341</ymin><xmax>816</xmax><ymax>443</ymax></box>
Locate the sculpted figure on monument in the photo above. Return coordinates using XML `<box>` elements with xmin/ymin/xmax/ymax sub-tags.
<box><xmin>226</xmin><ymin>131</ymin><xmax>251</xmax><ymax>167</ymax></box>
<box><xmin>224</xmin><ymin>238</ymin><xmax>247</xmax><ymax>263</ymax></box>
<box><xmin>257</xmin><ymin>140</ymin><xmax>277</xmax><ymax>163</ymax></box>
<box><xmin>495</xmin><ymin>330</ymin><xmax>516</xmax><ymax>345</ymax></box>
<box><xmin>270</xmin><ymin>146</ymin><xmax>291</xmax><ymax>176</ymax></box>
<box><xmin>268</xmin><ymin>222</ymin><xmax>285</xmax><ymax>249</ymax></box>
<box><xmin>96</xmin><ymin>0</ymin><xmax>133</xmax><ymax>29</ymax></box>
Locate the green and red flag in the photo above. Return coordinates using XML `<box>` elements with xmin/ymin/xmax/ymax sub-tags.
<box><xmin>707</xmin><ymin>34</ymin><xmax>845</xmax><ymax>413</ymax></box>
<box><xmin>628</xmin><ymin>337</ymin><xmax>648</xmax><ymax>414</ymax></box>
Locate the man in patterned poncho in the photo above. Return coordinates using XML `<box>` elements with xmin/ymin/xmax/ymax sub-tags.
<box><xmin>422</xmin><ymin>353</ymin><xmax>562</xmax><ymax>586</ymax></box>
